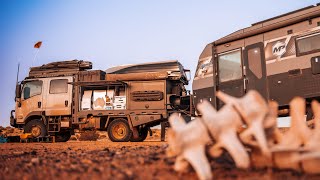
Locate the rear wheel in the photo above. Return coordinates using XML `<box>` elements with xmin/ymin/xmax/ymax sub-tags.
<box><xmin>307</xmin><ymin>106</ymin><xmax>314</xmax><ymax>121</ymax></box>
<box><xmin>130</xmin><ymin>126</ymin><xmax>149</xmax><ymax>142</ymax></box>
<box><xmin>55</xmin><ymin>131</ymin><xmax>71</xmax><ymax>142</ymax></box>
<box><xmin>107</xmin><ymin>118</ymin><xmax>132</xmax><ymax>142</ymax></box>
<box><xmin>24</xmin><ymin>119</ymin><xmax>47</xmax><ymax>138</ymax></box>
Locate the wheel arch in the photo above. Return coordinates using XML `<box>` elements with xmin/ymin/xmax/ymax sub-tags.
<box><xmin>24</xmin><ymin>111</ymin><xmax>47</xmax><ymax>126</ymax></box>
<box><xmin>105</xmin><ymin>115</ymin><xmax>133</xmax><ymax>130</ymax></box>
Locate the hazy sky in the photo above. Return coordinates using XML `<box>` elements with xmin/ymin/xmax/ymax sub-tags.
<box><xmin>0</xmin><ymin>0</ymin><xmax>318</xmax><ymax>126</ymax></box>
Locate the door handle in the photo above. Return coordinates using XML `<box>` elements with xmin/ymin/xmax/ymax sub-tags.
<box><xmin>243</xmin><ymin>78</ymin><xmax>248</xmax><ymax>91</ymax></box>
<box><xmin>65</xmin><ymin>100</ymin><xmax>68</xmax><ymax>107</ymax></box>
<box><xmin>38</xmin><ymin>102</ymin><xmax>41</xmax><ymax>108</ymax></box>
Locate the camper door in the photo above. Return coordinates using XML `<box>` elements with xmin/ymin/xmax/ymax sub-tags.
<box><xmin>243</xmin><ymin>42</ymin><xmax>268</xmax><ymax>100</ymax></box>
<box><xmin>216</xmin><ymin>48</ymin><xmax>245</xmax><ymax>107</ymax></box>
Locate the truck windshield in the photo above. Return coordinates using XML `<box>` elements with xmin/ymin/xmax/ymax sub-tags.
<box><xmin>23</xmin><ymin>80</ymin><xmax>42</xmax><ymax>100</ymax></box>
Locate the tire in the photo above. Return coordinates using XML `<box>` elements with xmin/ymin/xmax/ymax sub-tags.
<box><xmin>24</xmin><ymin>119</ymin><xmax>47</xmax><ymax>138</ymax></box>
<box><xmin>107</xmin><ymin>118</ymin><xmax>132</xmax><ymax>142</ymax></box>
<box><xmin>55</xmin><ymin>131</ymin><xmax>71</xmax><ymax>142</ymax></box>
<box><xmin>130</xmin><ymin>127</ymin><xmax>149</xmax><ymax>142</ymax></box>
<box><xmin>307</xmin><ymin>106</ymin><xmax>314</xmax><ymax>121</ymax></box>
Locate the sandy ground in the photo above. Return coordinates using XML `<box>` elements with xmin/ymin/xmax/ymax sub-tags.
<box><xmin>1</xmin><ymin>130</ymin><xmax>320</xmax><ymax>180</ymax></box>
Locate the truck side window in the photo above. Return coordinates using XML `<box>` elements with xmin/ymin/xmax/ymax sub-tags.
<box><xmin>296</xmin><ymin>32</ymin><xmax>320</xmax><ymax>56</ymax></box>
<box><xmin>50</xmin><ymin>79</ymin><xmax>68</xmax><ymax>94</ymax></box>
<box><xmin>218</xmin><ymin>49</ymin><xmax>242</xmax><ymax>82</ymax></box>
<box><xmin>23</xmin><ymin>81</ymin><xmax>42</xmax><ymax>100</ymax></box>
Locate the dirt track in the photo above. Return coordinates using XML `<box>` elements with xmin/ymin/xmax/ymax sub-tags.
<box><xmin>2</xmin><ymin>139</ymin><xmax>320</xmax><ymax>180</ymax></box>
<box><xmin>0</xmin><ymin>127</ymin><xmax>319</xmax><ymax>180</ymax></box>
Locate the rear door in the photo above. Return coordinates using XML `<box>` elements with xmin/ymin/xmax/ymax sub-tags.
<box><xmin>243</xmin><ymin>42</ymin><xmax>268</xmax><ymax>99</ymax></box>
<box><xmin>44</xmin><ymin>77</ymin><xmax>73</xmax><ymax>116</ymax></box>
<box><xmin>216</xmin><ymin>48</ymin><xmax>244</xmax><ymax>108</ymax></box>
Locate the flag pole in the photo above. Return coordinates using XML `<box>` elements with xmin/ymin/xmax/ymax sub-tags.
<box><xmin>32</xmin><ymin>48</ymin><xmax>40</xmax><ymax>66</ymax></box>
<box><xmin>32</xmin><ymin>41</ymin><xmax>42</xmax><ymax>66</ymax></box>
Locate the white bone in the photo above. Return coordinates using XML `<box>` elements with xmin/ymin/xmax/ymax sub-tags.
<box><xmin>295</xmin><ymin>100</ymin><xmax>320</xmax><ymax>174</ymax></box>
<box><xmin>216</xmin><ymin>90</ymin><xmax>270</xmax><ymax>157</ymax></box>
<box><xmin>251</xmin><ymin>101</ymin><xmax>279</xmax><ymax>168</ymax></box>
<box><xmin>197</xmin><ymin>100</ymin><xmax>250</xmax><ymax>169</ymax></box>
<box><xmin>271</xmin><ymin>97</ymin><xmax>312</xmax><ymax>171</ymax></box>
<box><xmin>167</xmin><ymin>113</ymin><xmax>212</xmax><ymax>180</ymax></box>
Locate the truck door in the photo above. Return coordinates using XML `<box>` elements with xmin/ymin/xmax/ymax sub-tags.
<box><xmin>44</xmin><ymin>77</ymin><xmax>73</xmax><ymax>116</ymax></box>
<box><xmin>216</xmin><ymin>48</ymin><xmax>244</xmax><ymax>108</ymax></box>
<box><xmin>16</xmin><ymin>80</ymin><xmax>44</xmax><ymax>123</ymax></box>
<box><xmin>243</xmin><ymin>42</ymin><xmax>268</xmax><ymax>100</ymax></box>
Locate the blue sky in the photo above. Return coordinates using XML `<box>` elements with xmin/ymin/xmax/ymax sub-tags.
<box><xmin>0</xmin><ymin>0</ymin><xmax>318</xmax><ymax>126</ymax></box>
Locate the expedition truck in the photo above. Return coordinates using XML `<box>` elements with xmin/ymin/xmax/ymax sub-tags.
<box><xmin>193</xmin><ymin>4</ymin><xmax>320</xmax><ymax>119</ymax></box>
<box><xmin>10</xmin><ymin>60</ymin><xmax>193</xmax><ymax>142</ymax></box>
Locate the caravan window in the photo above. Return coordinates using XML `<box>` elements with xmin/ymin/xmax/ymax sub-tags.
<box><xmin>195</xmin><ymin>57</ymin><xmax>213</xmax><ymax>78</ymax></box>
<box><xmin>296</xmin><ymin>32</ymin><xmax>320</xmax><ymax>56</ymax></box>
<box><xmin>218</xmin><ymin>49</ymin><xmax>242</xmax><ymax>82</ymax></box>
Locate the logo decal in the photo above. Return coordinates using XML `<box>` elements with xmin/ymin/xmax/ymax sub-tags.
<box><xmin>272</xmin><ymin>41</ymin><xmax>286</xmax><ymax>57</ymax></box>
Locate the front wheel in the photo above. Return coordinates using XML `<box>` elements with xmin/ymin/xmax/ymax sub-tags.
<box><xmin>24</xmin><ymin>119</ymin><xmax>47</xmax><ymax>138</ymax></box>
<box><xmin>107</xmin><ymin>118</ymin><xmax>132</xmax><ymax>142</ymax></box>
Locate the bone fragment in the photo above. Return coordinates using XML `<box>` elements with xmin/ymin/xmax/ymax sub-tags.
<box><xmin>216</xmin><ymin>90</ymin><xmax>270</xmax><ymax>157</ymax></box>
<box><xmin>271</xmin><ymin>97</ymin><xmax>312</xmax><ymax>171</ymax></box>
<box><xmin>251</xmin><ymin>101</ymin><xmax>279</xmax><ymax>168</ymax></box>
<box><xmin>167</xmin><ymin>113</ymin><xmax>212</xmax><ymax>180</ymax></box>
<box><xmin>197</xmin><ymin>100</ymin><xmax>250</xmax><ymax>169</ymax></box>
<box><xmin>296</xmin><ymin>100</ymin><xmax>320</xmax><ymax>174</ymax></box>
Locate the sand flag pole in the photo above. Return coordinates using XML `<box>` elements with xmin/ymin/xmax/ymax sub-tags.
<box><xmin>32</xmin><ymin>41</ymin><xmax>42</xmax><ymax>66</ymax></box>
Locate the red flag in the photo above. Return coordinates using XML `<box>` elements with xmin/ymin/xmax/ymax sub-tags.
<box><xmin>34</xmin><ymin>41</ymin><xmax>42</xmax><ymax>49</ymax></box>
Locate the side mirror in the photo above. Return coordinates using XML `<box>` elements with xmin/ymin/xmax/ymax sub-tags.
<box><xmin>184</xmin><ymin>69</ymin><xmax>191</xmax><ymax>81</ymax></box>
<box><xmin>15</xmin><ymin>84</ymin><xmax>21</xmax><ymax>98</ymax></box>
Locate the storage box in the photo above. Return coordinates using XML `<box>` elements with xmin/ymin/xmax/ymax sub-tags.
<box><xmin>105</xmin><ymin>106</ymin><xmax>113</xmax><ymax>110</ymax></box>
<box><xmin>79</xmin><ymin>70</ymin><xmax>106</xmax><ymax>82</ymax></box>
<box><xmin>114</xmin><ymin>96</ymin><xmax>126</xmax><ymax>104</ymax></box>
<box><xmin>93</xmin><ymin>90</ymin><xmax>107</xmax><ymax>110</ymax></box>
<box><xmin>81</xmin><ymin>90</ymin><xmax>92</xmax><ymax>110</ymax></box>
<box><xmin>113</xmin><ymin>103</ymin><xmax>126</xmax><ymax>110</ymax></box>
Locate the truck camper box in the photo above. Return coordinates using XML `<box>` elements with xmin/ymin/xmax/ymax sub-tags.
<box><xmin>12</xmin><ymin>59</ymin><xmax>192</xmax><ymax>142</ymax></box>
<box><xmin>193</xmin><ymin>4</ymin><xmax>320</xmax><ymax>118</ymax></box>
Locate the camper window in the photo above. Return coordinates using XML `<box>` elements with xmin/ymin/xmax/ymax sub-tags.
<box><xmin>195</xmin><ymin>57</ymin><xmax>213</xmax><ymax>78</ymax></box>
<box><xmin>218</xmin><ymin>49</ymin><xmax>242</xmax><ymax>82</ymax></box>
<box><xmin>248</xmin><ymin>48</ymin><xmax>262</xmax><ymax>79</ymax></box>
<box><xmin>296</xmin><ymin>32</ymin><xmax>320</xmax><ymax>56</ymax></box>
<box><xmin>22</xmin><ymin>80</ymin><xmax>42</xmax><ymax>100</ymax></box>
<box><xmin>49</xmin><ymin>79</ymin><xmax>68</xmax><ymax>94</ymax></box>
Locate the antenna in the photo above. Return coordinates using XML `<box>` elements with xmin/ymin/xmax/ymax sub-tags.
<box><xmin>16</xmin><ymin>62</ymin><xmax>20</xmax><ymax>85</ymax></box>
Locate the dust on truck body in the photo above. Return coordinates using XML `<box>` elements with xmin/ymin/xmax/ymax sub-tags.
<box><xmin>10</xmin><ymin>60</ymin><xmax>192</xmax><ymax>142</ymax></box>
<box><xmin>193</xmin><ymin>5</ymin><xmax>320</xmax><ymax>118</ymax></box>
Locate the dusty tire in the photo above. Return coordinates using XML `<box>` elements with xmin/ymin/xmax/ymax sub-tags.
<box><xmin>24</xmin><ymin>119</ymin><xmax>47</xmax><ymax>138</ymax></box>
<box><xmin>56</xmin><ymin>132</ymin><xmax>71</xmax><ymax>142</ymax></box>
<box><xmin>107</xmin><ymin>118</ymin><xmax>132</xmax><ymax>142</ymax></box>
<box><xmin>130</xmin><ymin>127</ymin><xmax>149</xmax><ymax>142</ymax></box>
<box><xmin>307</xmin><ymin>106</ymin><xmax>314</xmax><ymax>121</ymax></box>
